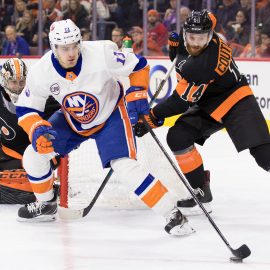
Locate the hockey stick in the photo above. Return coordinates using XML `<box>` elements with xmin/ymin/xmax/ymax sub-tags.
<box><xmin>141</xmin><ymin>117</ymin><xmax>251</xmax><ymax>260</ymax></box>
<box><xmin>149</xmin><ymin>57</ymin><xmax>177</xmax><ymax>105</ymax></box>
<box><xmin>58</xmin><ymin>169</ymin><xmax>113</xmax><ymax>219</ymax></box>
<box><xmin>58</xmin><ymin>59</ymin><xmax>177</xmax><ymax>220</ymax></box>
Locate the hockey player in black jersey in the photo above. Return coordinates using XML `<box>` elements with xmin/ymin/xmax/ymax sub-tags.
<box><xmin>136</xmin><ymin>10</ymin><xmax>270</xmax><ymax>215</ymax></box>
<box><xmin>0</xmin><ymin>58</ymin><xmax>60</xmax><ymax>204</ymax></box>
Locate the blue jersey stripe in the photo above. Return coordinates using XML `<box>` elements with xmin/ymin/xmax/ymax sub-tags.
<box><xmin>134</xmin><ymin>174</ymin><xmax>155</xmax><ymax>196</ymax></box>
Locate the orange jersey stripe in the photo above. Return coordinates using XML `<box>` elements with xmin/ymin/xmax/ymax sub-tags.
<box><xmin>141</xmin><ymin>180</ymin><xmax>168</xmax><ymax>208</ymax></box>
<box><xmin>175</xmin><ymin>147</ymin><xmax>203</xmax><ymax>174</ymax></box>
<box><xmin>30</xmin><ymin>178</ymin><xmax>54</xmax><ymax>194</ymax></box>
<box><xmin>125</xmin><ymin>90</ymin><xmax>148</xmax><ymax>102</ymax></box>
<box><xmin>118</xmin><ymin>98</ymin><xmax>137</xmax><ymax>160</ymax></box>
<box><xmin>19</xmin><ymin>114</ymin><xmax>44</xmax><ymax>137</ymax></box>
<box><xmin>129</xmin><ymin>65</ymin><xmax>150</xmax><ymax>90</ymax></box>
<box><xmin>2</xmin><ymin>145</ymin><xmax>23</xmax><ymax>160</ymax></box>
<box><xmin>210</xmin><ymin>86</ymin><xmax>253</xmax><ymax>121</ymax></box>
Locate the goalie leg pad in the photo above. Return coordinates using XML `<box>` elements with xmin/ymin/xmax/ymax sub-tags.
<box><xmin>0</xmin><ymin>185</ymin><xmax>36</xmax><ymax>204</ymax></box>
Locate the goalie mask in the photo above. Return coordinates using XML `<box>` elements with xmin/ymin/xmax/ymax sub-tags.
<box><xmin>0</xmin><ymin>58</ymin><xmax>27</xmax><ymax>104</ymax></box>
<box><xmin>49</xmin><ymin>19</ymin><xmax>82</xmax><ymax>57</ymax></box>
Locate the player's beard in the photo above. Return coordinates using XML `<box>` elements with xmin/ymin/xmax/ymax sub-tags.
<box><xmin>186</xmin><ymin>43</ymin><xmax>207</xmax><ymax>56</ymax></box>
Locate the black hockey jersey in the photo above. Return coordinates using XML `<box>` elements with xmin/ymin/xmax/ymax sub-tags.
<box><xmin>0</xmin><ymin>87</ymin><xmax>60</xmax><ymax>160</ymax></box>
<box><xmin>173</xmin><ymin>32</ymin><xmax>253</xmax><ymax>122</ymax></box>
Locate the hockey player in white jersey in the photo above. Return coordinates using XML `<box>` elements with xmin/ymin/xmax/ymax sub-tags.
<box><xmin>16</xmin><ymin>19</ymin><xmax>194</xmax><ymax>236</ymax></box>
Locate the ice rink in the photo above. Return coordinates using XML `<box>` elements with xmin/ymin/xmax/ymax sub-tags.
<box><xmin>0</xmin><ymin>130</ymin><xmax>269</xmax><ymax>270</ymax></box>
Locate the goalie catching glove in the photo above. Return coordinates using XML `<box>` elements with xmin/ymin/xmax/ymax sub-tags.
<box><xmin>30</xmin><ymin>120</ymin><xmax>57</xmax><ymax>154</ymax></box>
<box><xmin>125</xmin><ymin>86</ymin><xmax>149</xmax><ymax>125</ymax></box>
<box><xmin>134</xmin><ymin>109</ymin><xmax>164</xmax><ymax>137</ymax></box>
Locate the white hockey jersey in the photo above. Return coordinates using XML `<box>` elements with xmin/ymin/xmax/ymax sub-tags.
<box><xmin>17</xmin><ymin>41</ymin><xmax>142</xmax><ymax>134</ymax></box>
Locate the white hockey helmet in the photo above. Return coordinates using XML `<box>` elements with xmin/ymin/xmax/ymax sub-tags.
<box><xmin>0</xmin><ymin>58</ymin><xmax>27</xmax><ymax>104</ymax></box>
<box><xmin>49</xmin><ymin>19</ymin><xmax>82</xmax><ymax>55</ymax></box>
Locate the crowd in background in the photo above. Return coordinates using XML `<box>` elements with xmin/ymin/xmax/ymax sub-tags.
<box><xmin>1</xmin><ymin>0</ymin><xmax>270</xmax><ymax>57</ymax></box>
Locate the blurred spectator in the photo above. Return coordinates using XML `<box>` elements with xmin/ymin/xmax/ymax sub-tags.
<box><xmin>258</xmin><ymin>0</ymin><xmax>270</xmax><ymax>26</ymax></box>
<box><xmin>12</xmin><ymin>0</ymin><xmax>27</xmax><ymax>25</ymax></box>
<box><xmin>181</xmin><ymin>0</ymin><xmax>203</xmax><ymax>10</ymax></box>
<box><xmin>94</xmin><ymin>0</ymin><xmax>112</xmax><ymax>39</ymax></box>
<box><xmin>16</xmin><ymin>10</ymin><xmax>36</xmax><ymax>46</ymax></box>
<box><xmin>129</xmin><ymin>26</ymin><xmax>164</xmax><ymax>56</ymax></box>
<box><xmin>31</xmin><ymin>10</ymin><xmax>51</xmax><ymax>52</ymax></box>
<box><xmin>256</xmin><ymin>0</ymin><xmax>269</xmax><ymax>9</ymax></box>
<box><xmin>0</xmin><ymin>0</ymin><xmax>27</xmax><ymax>31</ymax></box>
<box><xmin>239</xmin><ymin>0</ymin><xmax>251</xmax><ymax>16</ymax></box>
<box><xmin>163</xmin><ymin>0</ymin><xmax>177</xmax><ymax>32</ymax></box>
<box><xmin>81</xmin><ymin>27</ymin><xmax>91</xmax><ymax>41</ymax></box>
<box><xmin>255</xmin><ymin>24</ymin><xmax>270</xmax><ymax>57</ymax></box>
<box><xmin>63</xmin><ymin>0</ymin><xmax>90</xmax><ymax>29</ymax></box>
<box><xmin>147</xmin><ymin>9</ymin><xmax>168</xmax><ymax>48</ymax></box>
<box><xmin>239</xmin><ymin>28</ymin><xmax>262</xmax><ymax>57</ymax></box>
<box><xmin>44</xmin><ymin>0</ymin><xmax>63</xmax><ymax>23</ymax></box>
<box><xmin>179</xmin><ymin>6</ymin><xmax>191</xmax><ymax>29</ymax></box>
<box><xmin>215</xmin><ymin>0</ymin><xmax>240</xmax><ymax>34</ymax></box>
<box><xmin>0</xmin><ymin>1</ymin><xmax>14</xmax><ymax>31</ymax></box>
<box><xmin>226</xmin><ymin>9</ymin><xmax>250</xmax><ymax>46</ymax></box>
<box><xmin>96</xmin><ymin>0</ymin><xmax>110</xmax><ymax>19</ymax></box>
<box><xmin>111</xmin><ymin>27</ymin><xmax>124</xmax><ymax>49</ymax></box>
<box><xmin>163</xmin><ymin>6</ymin><xmax>191</xmax><ymax>32</ymax></box>
<box><xmin>1</xmin><ymin>25</ymin><xmax>30</xmax><ymax>57</ymax></box>
<box><xmin>126</xmin><ymin>0</ymin><xmax>145</xmax><ymax>31</ymax></box>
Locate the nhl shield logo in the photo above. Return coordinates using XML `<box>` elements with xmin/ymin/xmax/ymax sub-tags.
<box><xmin>50</xmin><ymin>83</ymin><xmax>60</xmax><ymax>95</ymax></box>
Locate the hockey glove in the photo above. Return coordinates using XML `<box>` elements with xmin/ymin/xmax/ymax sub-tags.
<box><xmin>31</xmin><ymin>121</ymin><xmax>57</xmax><ymax>154</ymax></box>
<box><xmin>125</xmin><ymin>86</ymin><xmax>149</xmax><ymax>125</ymax></box>
<box><xmin>134</xmin><ymin>109</ymin><xmax>164</xmax><ymax>137</ymax></box>
<box><xmin>168</xmin><ymin>32</ymin><xmax>180</xmax><ymax>47</ymax></box>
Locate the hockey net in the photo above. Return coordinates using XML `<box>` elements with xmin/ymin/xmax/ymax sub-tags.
<box><xmin>58</xmin><ymin>127</ymin><xmax>188</xmax><ymax>210</ymax></box>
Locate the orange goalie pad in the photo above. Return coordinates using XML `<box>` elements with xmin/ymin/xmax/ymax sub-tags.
<box><xmin>0</xmin><ymin>170</ymin><xmax>33</xmax><ymax>192</ymax></box>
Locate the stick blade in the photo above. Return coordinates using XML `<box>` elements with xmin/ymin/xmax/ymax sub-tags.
<box><xmin>58</xmin><ymin>206</ymin><xmax>84</xmax><ymax>220</ymax></box>
<box><xmin>232</xmin><ymin>244</ymin><xmax>251</xmax><ymax>259</ymax></box>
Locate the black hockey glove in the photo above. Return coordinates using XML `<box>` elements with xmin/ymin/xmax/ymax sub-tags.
<box><xmin>134</xmin><ymin>109</ymin><xmax>164</xmax><ymax>137</ymax></box>
<box><xmin>168</xmin><ymin>32</ymin><xmax>180</xmax><ymax>47</ymax></box>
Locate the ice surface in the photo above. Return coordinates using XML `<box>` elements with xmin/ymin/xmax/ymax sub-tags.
<box><xmin>0</xmin><ymin>131</ymin><xmax>269</xmax><ymax>270</ymax></box>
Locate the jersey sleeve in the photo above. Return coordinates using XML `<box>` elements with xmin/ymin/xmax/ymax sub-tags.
<box><xmin>104</xmin><ymin>42</ymin><xmax>140</xmax><ymax>77</ymax></box>
<box><xmin>16</xmin><ymin>67</ymin><xmax>49</xmax><ymax>114</ymax></box>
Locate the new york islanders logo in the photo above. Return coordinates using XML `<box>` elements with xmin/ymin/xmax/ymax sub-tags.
<box><xmin>63</xmin><ymin>92</ymin><xmax>99</xmax><ymax>124</ymax></box>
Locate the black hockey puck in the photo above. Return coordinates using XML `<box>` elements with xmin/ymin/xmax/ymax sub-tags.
<box><xmin>230</xmin><ymin>256</ymin><xmax>243</xmax><ymax>263</ymax></box>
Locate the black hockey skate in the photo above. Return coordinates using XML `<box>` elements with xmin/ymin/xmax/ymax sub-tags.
<box><xmin>177</xmin><ymin>170</ymin><xmax>213</xmax><ymax>216</ymax></box>
<box><xmin>17</xmin><ymin>192</ymin><xmax>57</xmax><ymax>222</ymax></box>
<box><xmin>165</xmin><ymin>207</ymin><xmax>195</xmax><ymax>236</ymax></box>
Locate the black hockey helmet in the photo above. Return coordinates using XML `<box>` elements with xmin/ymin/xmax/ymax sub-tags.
<box><xmin>183</xmin><ymin>9</ymin><xmax>216</xmax><ymax>34</ymax></box>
